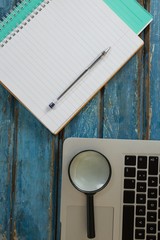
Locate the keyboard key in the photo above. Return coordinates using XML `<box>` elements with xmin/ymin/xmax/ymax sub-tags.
<box><xmin>158</xmin><ymin>209</ymin><xmax>160</xmax><ymax>219</ymax></box>
<box><xmin>122</xmin><ymin>205</ymin><xmax>134</xmax><ymax>240</ymax></box>
<box><xmin>137</xmin><ymin>170</ymin><xmax>147</xmax><ymax>181</ymax></box>
<box><xmin>136</xmin><ymin>206</ymin><xmax>146</xmax><ymax>215</ymax></box>
<box><xmin>148</xmin><ymin>188</ymin><xmax>157</xmax><ymax>198</ymax></box>
<box><xmin>147</xmin><ymin>223</ymin><xmax>156</xmax><ymax>234</ymax></box>
<box><xmin>158</xmin><ymin>221</ymin><xmax>160</xmax><ymax>231</ymax></box>
<box><xmin>148</xmin><ymin>177</ymin><xmax>158</xmax><ymax>187</ymax></box>
<box><xmin>149</xmin><ymin>156</ymin><xmax>158</xmax><ymax>175</ymax></box>
<box><xmin>138</xmin><ymin>156</ymin><xmax>147</xmax><ymax>169</ymax></box>
<box><xmin>146</xmin><ymin>235</ymin><xmax>156</xmax><ymax>240</ymax></box>
<box><xmin>137</xmin><ymin>182</ymin><xmax>146</xmax><ymax>192</ymax></box>
<box><xmin>124</xmin><ymin>167</ymin><xmax>136</xmax><ymax>177</ymax></box>
<box><xmin>124</xmin><ymin>179</ymin><xmax>135</xmax><ymax>189</ymax></box>
<box><xmin>135</xmin><ymin>229</ymin><xmax>145</xmax><ymax>239</ymax></box>
<box><xmin>125</xmin><ymin>156</ymin><xmax>136</xmax><ymax>166</ymax></box>
<box><xmin>123</xmin><ymin>191</ymin><xmax>135</xmax><ymax>203</ymax></box>
<box><xmin>136</xmin><ymin>194</ymin><xmax>146</xmax><ymax>204</ymax></box>
<box><xmin>136</xmin><ymin>217</ymin><xmax>145</xmax><ymax>227</ymax></box>
<box><xmin>147</xmin><ymin>200</ymin><xmax>157</xmax><ymax>210</ymax></box>
<box><xmin>158</xmin><ymin>233</ymin><xmax>160</xmax><ymax>240</ymax></box>
<box><xmin>147</xmin><ymin>212</ymin><xmax>157</xmax><ymax>222</ymax></box>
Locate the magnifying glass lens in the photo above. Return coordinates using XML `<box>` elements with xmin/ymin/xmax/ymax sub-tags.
<box><xmin>69</xmin><ymin>151</ymin><xmax>110</xmax><ymax>192</ymax></box>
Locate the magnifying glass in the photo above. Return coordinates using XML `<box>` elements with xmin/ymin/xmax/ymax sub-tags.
<box><xmin>68</xmin><ymin>150</ymin><xmax>111</xmax><ymax>239</ymax></box>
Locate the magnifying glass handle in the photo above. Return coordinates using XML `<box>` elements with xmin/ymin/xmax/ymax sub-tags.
<box><xmin>87</xmin><ymin>194</ymin><xmax>95</xmax><ymax>239</ymax></box>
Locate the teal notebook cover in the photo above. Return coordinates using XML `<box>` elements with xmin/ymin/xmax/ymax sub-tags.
<box><xmin>104</xmin><ymin>0</ymin><xmax>153</xmax><ymax>34</ymax></box>
<box><xmin>0</xmin><ymin>0</ymin><xmax>153</xmax><ymax>42</ymax></box>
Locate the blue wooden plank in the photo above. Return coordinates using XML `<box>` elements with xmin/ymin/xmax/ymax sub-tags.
<box><xmin>102</xmin><ymin>54</ymin><xmax>142</xmax><ymax>139</ymax></box>
<box><xmin>0</xmin><ymin>85</ymin><xmax>14</xmax><ymax>239</ymax></box>
<box><xmin>11</xmin><ymin>103</ymin><xmax>57</xmax><ymax>240</ymax></box>
<box><xmin>0</xmin><ymin>0</ymin><xmax>15</xmax><ymax>19</ymax></box>
<box><xmin>149</xmin><ymin>0</ymin><xmax>160</xmax><ymax>139</ymax></box>
<box><xmin>64</xmin><ymin>94</ymin><xmax>101</xmax><ymax>138</ymax></box>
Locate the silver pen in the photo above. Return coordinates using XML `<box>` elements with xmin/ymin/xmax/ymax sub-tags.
<box><xmin>49</xmin><ymin>47</ymin><xmax>111</xmax><ymax>108</ymax></box>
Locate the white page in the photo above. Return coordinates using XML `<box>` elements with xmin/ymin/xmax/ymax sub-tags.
<box><xmin>0</xmin><ymin>0</ymin><xmax>143</xmax><ymax>134</ymax></box>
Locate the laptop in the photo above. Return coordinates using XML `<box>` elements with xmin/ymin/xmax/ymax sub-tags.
<box><xmin>60</xmin><ymin>138</ymin><xmax>160</xmax><ymax>240</ymax></box>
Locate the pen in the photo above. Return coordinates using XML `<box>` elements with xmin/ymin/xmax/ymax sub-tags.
<box><xmin>49</xmin><ymin>47</ymin><xmax>111</xmax><ymax>109</ymax></box>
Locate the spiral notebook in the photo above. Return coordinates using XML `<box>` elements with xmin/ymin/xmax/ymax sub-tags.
<box><xmin>0</xmin><ymin>0</ymin><xmax>143</xmax><ymax>134</ymax></box>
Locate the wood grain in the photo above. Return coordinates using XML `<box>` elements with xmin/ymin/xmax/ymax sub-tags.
<box><xmin>149</xmin><ymin>0</ymin><xmax>160</xmax><ymax>139</ymax></box>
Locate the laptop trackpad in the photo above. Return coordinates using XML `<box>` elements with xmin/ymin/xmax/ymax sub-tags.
<box><xmin>66</xmin><ymin>206</ymin><xmax>114</xmax><ymax>240</ymax></box>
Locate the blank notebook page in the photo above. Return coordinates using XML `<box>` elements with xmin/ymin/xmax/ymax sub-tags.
<box><xmin>0</xmin><ymin>0</ymin><xmax>143</xmax><ymax>134</ymax></box>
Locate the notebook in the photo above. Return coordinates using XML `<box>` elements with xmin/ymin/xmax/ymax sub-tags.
<box><xmin>61</xmin><ymin>138</ymin><xmax>160</xmax><ymax>240</ymax></box>
<box><xmin>0</xmin><ymin>0</ymin><xmax>152</xmax><ymax>42</ymax></box>
<box><xmin>0</xmin><ymin>0</ymin><xmax>143</xmax><ymax>134</ymax></box>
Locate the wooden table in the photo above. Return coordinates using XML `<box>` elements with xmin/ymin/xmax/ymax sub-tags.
<box><xmin>0</xmin><ymin>0</ymin><xmax>160</xmax><ymax>239</ymax></box>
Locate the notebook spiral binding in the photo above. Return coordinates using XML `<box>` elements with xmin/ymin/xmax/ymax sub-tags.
<box><xmin>0</xmin><ymin>0</ymin><xmax>52</xmax><ymax>48</ymax></box>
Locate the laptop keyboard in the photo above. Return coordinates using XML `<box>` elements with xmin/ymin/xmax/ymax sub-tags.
<box><xmin>122</xmin><ymin>155</ymin><xmax>160</xmax><ymax>240</ymax></box>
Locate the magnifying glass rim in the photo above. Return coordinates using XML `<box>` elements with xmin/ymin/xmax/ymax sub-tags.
<box><xmin>68</xmin><ymin>150</ymin><xmax>112</xmax><ymax>194</ymax></box>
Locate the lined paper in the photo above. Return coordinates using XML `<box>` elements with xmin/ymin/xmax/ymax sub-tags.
<box><xmin>0</xmin><ymin>0</ymin><xmax>143</xmax><ymax>134</ymax></box>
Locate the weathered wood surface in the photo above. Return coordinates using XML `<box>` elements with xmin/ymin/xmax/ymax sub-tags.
<box><xmin>0</xmin><ymin>0</ymin><xmax>160</xmax><ymax>239</ymax></box>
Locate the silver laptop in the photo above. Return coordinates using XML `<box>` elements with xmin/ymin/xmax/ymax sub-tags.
<box><xmin>60</xmin><ymin>138</ymin><xmax>160</xmax><ymax>240</ymax></box>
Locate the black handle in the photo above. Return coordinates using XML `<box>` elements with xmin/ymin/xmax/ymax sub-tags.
<box><xmin>87</xmin><ymin>194</ymin><xmax>95</xmax><ymax>238</ymax></box>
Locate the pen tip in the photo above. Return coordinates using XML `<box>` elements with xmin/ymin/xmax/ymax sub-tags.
<box><xmin>104</xmin><ymin>47</ymin><xmax>111</xmax><ymax>53</ymax></box>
